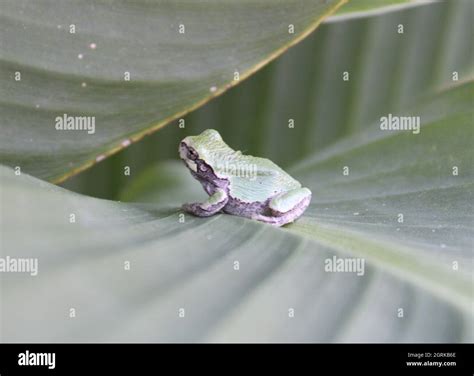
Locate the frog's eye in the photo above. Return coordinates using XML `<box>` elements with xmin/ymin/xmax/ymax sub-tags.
<box><xmin>188</xmin><ymin>149</ymin><xmax>198</xmax><ymax>160</ymax></box>
<box><xmin>199</xmin><ymin>163</ymin><xmax>208</xmax><ymax>172</ymax></box>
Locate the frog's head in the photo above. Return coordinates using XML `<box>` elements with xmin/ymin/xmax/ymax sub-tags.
<box><xmin>179</xmin><ymin>129</ymin><xmax>227</xmax><ymax>174</ymax></box>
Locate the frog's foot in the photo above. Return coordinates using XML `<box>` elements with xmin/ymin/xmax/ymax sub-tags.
<box><xmin>252</xmin><ymin>187</ymin><xmax>312</xmax><ymax>226</ymax></box>
<box><xmin>182</xmin><ymin>189</ymin><xmax>228</xmax><ymax>217</ymax></box>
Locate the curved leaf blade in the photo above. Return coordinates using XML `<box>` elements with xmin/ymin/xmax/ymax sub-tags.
<box><xmin>61</xmin><ymin>0</ymin><xmax>472</xmax><ymax>201</ymax></box>
<box><xmin>0</xmin><ymin>0</ymin><xmax>346</xmax><ymax>182</ymax></box>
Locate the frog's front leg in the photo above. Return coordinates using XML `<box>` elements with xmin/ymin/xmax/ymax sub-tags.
<box><xmin>182</xmin><ymin>188</ymin><xmax>228</xmax><ymax>217</ymax></box>
<box><xmin>252</xmin><ymin>187</ymin><xmax>312</xmax><ymax>226</ymax></box>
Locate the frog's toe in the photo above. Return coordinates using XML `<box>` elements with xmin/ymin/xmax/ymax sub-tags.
<box><xmin>182</xmin><ymin>203</ymin><xmax>217</xmax><ymax>217</ymax></box>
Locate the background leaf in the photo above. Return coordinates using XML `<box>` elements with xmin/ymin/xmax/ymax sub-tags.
<box><xmin>0</xmin><ymin>0</ymin><xmax>345</xmax><ymax>182</ymax></box>
<box><xmin>63</xmin><ymin>0</ymin><xmax>473</xmax><ymax>199</ymax></box>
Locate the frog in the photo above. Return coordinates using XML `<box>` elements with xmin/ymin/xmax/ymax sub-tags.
<box><xmin>179</xmin><ymin>129</ymin><xmax>312</xmax><ymax>226</ymax></box>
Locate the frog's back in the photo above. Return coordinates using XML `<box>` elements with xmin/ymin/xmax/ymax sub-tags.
<box><xmin>192</xmin><ymin>131</ymin><xmax>301</xmax><ymax>203</ymax></box>
<box><xmin>217</xmin><ymin>154</ymin><xmax>301</xmax><ymax>203</ymax></box>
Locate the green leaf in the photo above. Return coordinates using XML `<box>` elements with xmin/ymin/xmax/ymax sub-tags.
<box><xmin>2</xmin><ymin>79</ymin><xmax>472</xmax><ymax>342</ymax></box>
<box><xmin>0</xmin><ymin>0</ymin><xmax>345</xmax><ymax>182</ymax></box>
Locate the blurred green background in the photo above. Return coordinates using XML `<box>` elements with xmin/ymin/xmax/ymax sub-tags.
<box><xmin>61</xmin><ymin>0</ymin><xmax>473</xmax><ymax>201</ymax></box>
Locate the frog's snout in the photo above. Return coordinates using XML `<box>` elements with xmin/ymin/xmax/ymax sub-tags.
<box><xmin>179</xmin><ymin>142</ymin><xmax>188</xmax><ymax>160</ymax></box>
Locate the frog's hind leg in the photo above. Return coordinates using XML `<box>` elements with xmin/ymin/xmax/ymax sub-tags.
<box><xmin>269</xmin><ymin>187</ymin><xmax>312</xmax><ymax>216</ymax></box>
<box><xmin>182</xmin><ymin>188</ymin><xmax>228</xmax><ymax>217</ymax></box>
<box><xmin>252</xmin><ymin>187</ymin><xmax>312</xmax><ymax>226</ymax></box>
